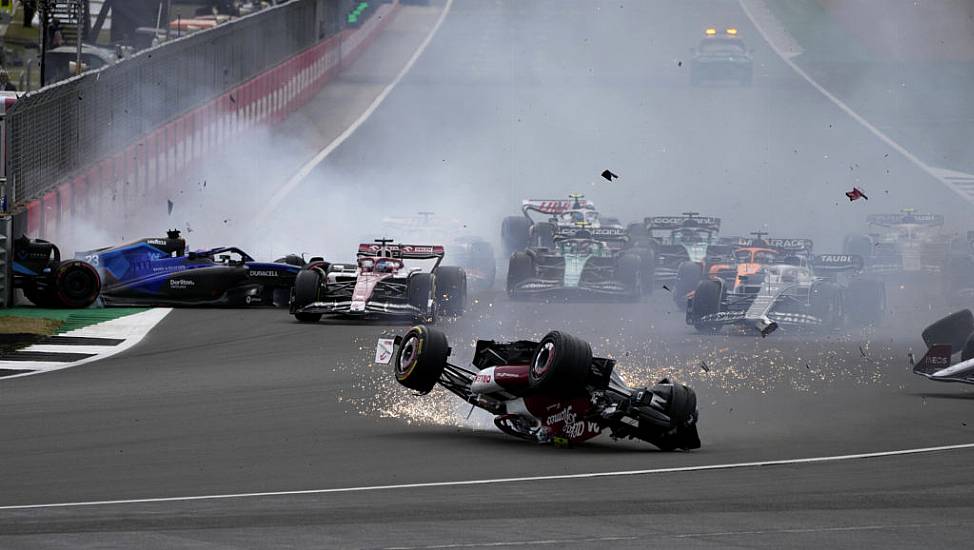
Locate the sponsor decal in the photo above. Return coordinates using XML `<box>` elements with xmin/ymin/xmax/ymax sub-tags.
<box><xmin>818</xmin><ymin>255</ymin><xmax>855</xmax><ymax>263</ymax></box>
<box><xmin>495</xmin><ymin>371</ymin><xmax>520</xmax><ymax>379</ymax></box>
<box><xmin>928</xmin><ymin>355</ymin><xmax>949</xmax><ymax>366</ymax></box>
<box><xmin>767</xmin><ymin>238</ymin><xmax>812</xmax><ymax>249</ymax></box>
<box><xmin>474</xmin><ymin>373</ymin><xmax>492</xmax><ymax>384</ymax></box>
<box><xmin>147</xmin><ymin>239</ymin><xmax>168</xmax><ymax>245</ymax></box>
<box><xmin>170</xmin><ymin>279</ymin><xmax>194</xmax><ymax>288</ymax></box>
<box><xmin>546</xmin><ymin>405</ymin><xmax>577</xmax><ymax>426</ymax></box>
<box><xmin>374</xmin><ymin>338</ymin><xmax>395</xmax><ymax>365</ymax></box>
<box><xmin>249</xmin><ymin>270</ymin><xmax>278</xmax><ymax>277</ymax></box>
<box><xmin>402</xmin><ymin>245</ymin><xmax>434</xmax><ymax>254</ymax></box>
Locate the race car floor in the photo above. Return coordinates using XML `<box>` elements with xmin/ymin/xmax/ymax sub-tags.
<box><xmin>1</xmin><ymin>290</ymin><xmax>972</xmax><ymax>548</ymax></box>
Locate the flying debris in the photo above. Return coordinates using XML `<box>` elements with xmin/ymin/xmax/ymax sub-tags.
<box><xmin>601</xmin><ymin>169</ymin><xmax>619</xmax><ymax>182</ymax></box>
<box><xmin>662</xmin><ymin>285</ymin><xmax>671</xmax><ymax>292</ymax></box>
<box><xmin>846</xmin><ymin>187</ymin><xmax>868</xmax><ymax>201</ymax></box>
<box><xmin>699</xmin><ymin>361</ymin><xmax>710</xmax><ymax>373</ymax></box>
<box><xmin>859</xmin><ymin>346</ymin><xmax>867</xmax><ymax>357</ymax></box>
<box><xmin>167</xmin><ymin>200</ymin><xmax>174</xmax><ymax>215</ymax></box>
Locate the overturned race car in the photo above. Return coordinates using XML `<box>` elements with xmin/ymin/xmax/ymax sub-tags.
<box><xmin>290</xmin><ymin>239</ymin><xmax>467</xmax><ymax>323</ymax></box>
<box><xmin>382</xmin><ymin>326</ymin><xmax>701</xmax><ymax>450</ymax></box>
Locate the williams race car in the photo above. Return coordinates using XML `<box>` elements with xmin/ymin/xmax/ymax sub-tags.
<box><xmin>383</xmin><ymin>325</ymin><xmax>700</xmax><ymax>450</ymax></box>
<box><xmin>75</xmin><ymin>230</ymin><xmax>304</xmax><ymax>307</ymax></box>
<box><xmin>507</xmin><ymin>225</ymin><xmax>644</xmax><ymax>301</ymax></box>
<box><xmin>289</xmin><ymin>239</ymin><xmax>467</xmax><ymax>323</ymax></box>
<box><xmin>689</xmin><ymin>27</ymin><xmax>753</xmax><ymax>86</ymax></box>
<box><xmin>686</xmin><ymin>253</ymin><xmax>885</xmax><ymax>335</ymax></box>
<box><xmin>914</xmin><ymin>309</ymin><xmax>974</xmax><ymax>385</ymax></box>
<box><xmin>378</xmin><ymin>212</ymin><xmax>496</xmax><ymax>290</ymax></box>
<box><xmin>843</xmin><ymin>210</ymin><xmax>949</xmax><ymax>276</ymax></box>
<box><xmin>13</xmin><ymin>236</ymin><xmax>101</xmax><ymax>308</ymax></box>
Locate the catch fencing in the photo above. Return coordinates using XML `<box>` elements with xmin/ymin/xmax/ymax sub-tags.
<box><xmin>6</xmin><ymin>0</ymin><xmax>399</xmax><ymax>238</ymax></box>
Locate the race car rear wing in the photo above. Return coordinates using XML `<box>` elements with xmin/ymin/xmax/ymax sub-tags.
<box><xmin>645</xmin><ymin>215</ymin><xmax>720</xmax><ymax>232</ymax></box>
<box><xmin>554</xmin><ymin>225</ymin><xmax>629</xmax><ymax>243</ymax></box>
<box><xmin>521</xmin><ymin>198</ymin><xmax>595</xmax><ymax>217</ymax></box>
<box><xmin>811</xmin><ymin>254</ymin><xmax>864</xmax><ymax>274</ymax></box>
<box><xmin>867</xmin><ymin>213</ymin><xmax>944</xmax><ymax>227</ymax></box>
<box><xmin>357</xmin><ymin>242</ymin><xmax>446</xmax><ymax>261</ymax></box>
<box><xmin>765</xmin><ymin>238</ymin><xmax>814</xmax><ymax>254</ymax></box>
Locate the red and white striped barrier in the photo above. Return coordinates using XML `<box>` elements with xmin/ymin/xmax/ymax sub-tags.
<box><xmin>24</xmin><ymin>2</ymin><xmax>400</xmax><ymax>240</ymax></box>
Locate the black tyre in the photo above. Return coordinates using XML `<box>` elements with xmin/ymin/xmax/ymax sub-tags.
<box><xmin>51</xmin><ymin>261</ymin><xmax>101</xmax><ymax>308</ymax></box>
<box><xmin>507</xmin><ymin>252</ymin><xmax>535</xmax><ymax>295</ymax></box>
<box><xmin>435</xmin><ymin>266</ymin><xmax>467</xmax><ymax>316</ymax></box>
<box><xmin>616</xmin><ymin>253</ymin><xmax>642</xmax><ymax>300</ymax></box>
<box><xmin>528</xmin><ymin>331</ymin><xmax>592</xmax><ymax>396</ymax></box>
<box><xmin>843</xmin><ymin>234</ymin><xmax>873</xmax><ymax>258</ymax></box>
<box><xmin>531</xmin><ymin>222</ymin><xmax>555</xmax><ymax>248</ymax></box>
<box><xmin>674</xmin><ymin>261</ymin><xmax>703</xmax><ymax>310</ymax></box>
<box><xmin>644</xmin><ymin>382</ymin><xmax>700</xmax><ymax>451</ymax></box>
<box><xmin>846</xmin><ymin>279</ymin><xmax>886</xmax><ymax>326</ymax></box>
<box><xmin>690</xmin><ymin>279</ymin><xmax>722</xmax><ymax>333</ymax></box>
<box><xmin>408</xmin><ymin>273</ymin><xmax>436</xmax><ymax>323</ymax></box>
<box><xmin>394</xmin><ymin>325</ymin><xmax>450</xmax><ymax>393</ymax></box>
<box><xmin>501</xmin><ymin>216</ymin><xmax>532</xmax><ymax>255</ymax></box>
<box><xmin>810</xmin><ymin>282</ymin><xmax>841</xmax><ymax>329</ymax></box>
<box><xmin>922</xmin><ymin>309</ymin><xmax>974</xmax><ymax>351</ymax></box>
<box><xmin>292</xmin><ymin>269</ymin><xmax>323</xmax><ymax>322</ymax></box>
<box><xmin>23</xmin><ymin>285</ymin><xmax>57</xmax><ymax>308</ymax></box>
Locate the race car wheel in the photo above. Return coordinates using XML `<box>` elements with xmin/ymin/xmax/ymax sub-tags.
<box><xmin>531</xmin><ymin>222</ymin><xmax>555</xmax><ymax>249</ymax></box>
<box><xmin>23</xmin><ymin>284</ymin><xmax>57</xmax><ymax>308</ymax></box>
<box><xmin>395</xmin><ymin>325</ymin><xmax>450</xmax><ymax>394</ymax></box>
<box><xmin>846</xmin><ymin>279</ymin><xmax>886</xmax><ymax>326</ymax></box>
<box><xmin>435</xmin><ymin>266</ymin><xmax>467</xmax><ymax>317</ymax></box>
<box><xmin>674</xmin><ymin>261</ymin><xmax>702</xmax><ymax>311</ymax></box>
<box><xmin>922</xmin><ymin>309</ymin><xmax>974</xmax><ymax>351</ymax></box>
<box><xmin>690</xmin><ymin>279</ymin><xmax>722</xmax><ymax>333</ymax></box>
<box><xmin>408</xmin><ymin>273</ymin><xmax>437</xmax><ymax>323</ymax></box>
<box><xmin>616</xmin><ymin>253</ymin><xmax>642</xmax><ymax>300</ymax></box>
<box><xmin>843</xmin><ymin>234</ymin><xmax>873</xmax><ymax>258</ymax></box>
<box><xmin>507</xmin><ymin>252</ymin><xmax>535</xmax><ymax>295</ymax></box>
<box><xmin>52</xmin><ymin>261</ymin><xmax>101</xmax><ymax>308</ymax></box>
<box><xmin>641</xmin><ymin>381</ymin><xmax>700</xmax><ymax>451</ymax></box>
<box><xmin>293</xmin><ymin>269</ymin><xmax>322</xmax><ymax>309</ymax></box>
<box><xmin>528</xmin><ymin>331</ymin><xmax>592</xmax><ymax>396</ymax></box>
<box><xmin>501</xmin><ymin>216</ymin><xmax>532</xmax><ymax>255</ymax></box>
<box><xmin>810</xmin><ymin>282</ymin><xmax>840</xmax><ymax>329</ymax></box>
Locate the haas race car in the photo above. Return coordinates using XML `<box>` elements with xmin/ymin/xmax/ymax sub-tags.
<box><xmin>687</xmin><ymin>252</ymin><xmax>885</xmax><ymax>335</ymax></box>
<box><xmin>290</xmin><ymin>239</ymin><xmax>467</xmax><ymax>323</ymax></box>
<box><xmin>507</xmin><ymin>224</ymin><xmax>645</xmax><ymax>301</ymax></box>
<box><xmin>75</xmin><ymin>230</ymin><xmax>304</xmax><ymax>307</ymax></box>
<box><xmin>501</xmin><ymin>194</ymin><xmax>628</xmax><ymax>254</ymax></box>
<box><xmin>382</xmin><ymin>325</ymin><xmax>700</xmax><ymax>450</ymax></box>
<box><xmin>13</xmin><ymin>236</ymin><xmax>101</xmax><ymax>308</ymax></box>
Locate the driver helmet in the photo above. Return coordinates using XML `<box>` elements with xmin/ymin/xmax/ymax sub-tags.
<box><xmin>375</xmin><ymin>258</ymin><xmax>399</xmax><ymax>273</ymax></box>
<box><xmin>358</xmin><ymin>258</ymin><xmax>375</xmax><ymax>272</ymax></box>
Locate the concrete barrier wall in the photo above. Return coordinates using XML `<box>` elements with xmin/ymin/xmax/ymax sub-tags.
<box><xmin>25</xmin><ymin>2</ymin><xmax>399</xmax><ymax>241</ymax></box>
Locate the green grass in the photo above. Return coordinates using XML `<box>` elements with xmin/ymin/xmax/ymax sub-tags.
<box><xmin>0</xmin><ymin>307</ymin><xmax>147</xmax><ymax>335</ymax></box>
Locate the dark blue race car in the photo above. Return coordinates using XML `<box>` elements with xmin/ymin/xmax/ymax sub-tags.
<box><xmin>75</xmin><ymin>230</ymin><xmax>309</xmax><ymax>307</ymax></box>
<box><xmin>13</xmin><ymin>236</ymin><xmax>101</xmax><ymax>308</ymax></box>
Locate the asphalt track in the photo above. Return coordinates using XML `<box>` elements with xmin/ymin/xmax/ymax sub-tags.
<box><xmin>3</xmin><ymin>1</ymin><xmax>974</xmax><ymax>548</ymax></box>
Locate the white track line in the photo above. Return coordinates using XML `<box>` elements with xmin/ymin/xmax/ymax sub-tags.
<box><xmin>737</xmin><ymin>0</ymin><xmax>974</xmax><ymax>206</ymax></box>
<box><xmin>256</xmin><ymin>0</ymin><xmax>454</xmax><ymax>222</ymax></box>
<box><xmin>0</xmin><ymin>308</ymin><xmax>172</xmax><ymax>381</ymax></box>
<box><xmin>2</xmin><ymin>441</ymin><xmax>972</xmax><ymax>511</ymax></box>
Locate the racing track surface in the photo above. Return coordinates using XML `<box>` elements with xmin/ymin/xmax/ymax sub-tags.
<box><xmin>3</xmin><ymin>1</ymin><xmax>974</xmax><ymax>548</ymax></box>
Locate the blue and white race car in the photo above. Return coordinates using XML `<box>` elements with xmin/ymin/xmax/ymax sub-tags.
<box><xmin>75</xmin><ymin>230</ymin><xmax>307</xmax><ymax>307</ymax></box>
